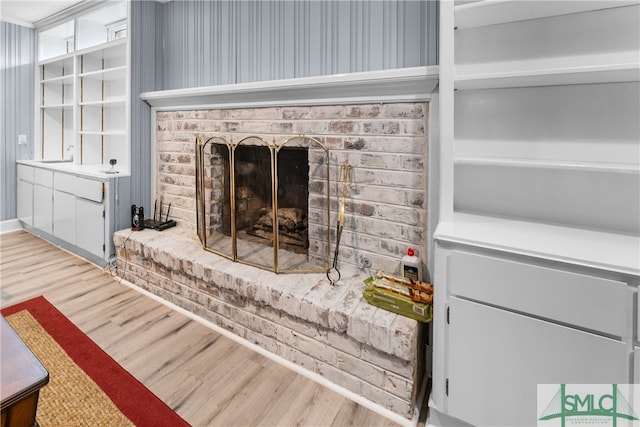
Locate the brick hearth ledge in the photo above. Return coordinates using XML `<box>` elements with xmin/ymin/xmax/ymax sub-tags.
<box><xmin>114</xmin><ymin>227</ymin><xmax>425</xmax><ymax>419</ymax></box>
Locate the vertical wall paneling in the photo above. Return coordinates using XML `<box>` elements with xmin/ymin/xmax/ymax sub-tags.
<box><xmin>159</xmin><ymin>0</ymin><xmax>437</xmax><ymax>90</ymax></box>
<box><xmin>368</xmin><ymin>2</ymin><xmax>384</xmax><ymax>71</ymax></box>
<box><xmin>424</xmin><ymin>0</ymin><xmax>437</xmax><ymax>66</ymax></box>
<box><xmin>1</xmin><ymin>22</ymin><xmax>35</xmax><ymax>221</ymax></box>
<box><xmin>129</xmin><ymin>0</ymin><xmax>158</xmax><ymax>210</ymax></box>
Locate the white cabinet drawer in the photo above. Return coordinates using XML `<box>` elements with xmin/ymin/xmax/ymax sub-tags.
<box><xmin>449</xmin><ymin>250</ymin><xmax>630</xmax><ymax>337</ymax></box>
<box><xmin>17</xmin><ymin>164</ymin><xmax>34</xmax><ymax>182</ymax></box>
<box><xmin>54</xmin><ymin>173</ymin><xmax>103</xmax><ymax>203</ymax></box>
<box><xmin>34</xmin><ymin>168</ymin><xmax>53</xmax><ymax>187</ymax></box>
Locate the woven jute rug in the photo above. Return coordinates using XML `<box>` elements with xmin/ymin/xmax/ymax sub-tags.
<box><xmin>1</xmin><ymin>296</ymin><xmax>190</xmax><ymax>427</ymax></box>
<box><xmin>5</xmin><ymin>310</ymin><xmax>134</xmax><ymax>427</ymax></box>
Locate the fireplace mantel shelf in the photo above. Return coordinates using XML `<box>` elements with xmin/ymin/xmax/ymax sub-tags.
<box><xmin>141</xmin><ymin>66</ymin><xmax>439</xmax><ymax>110</ymax></box>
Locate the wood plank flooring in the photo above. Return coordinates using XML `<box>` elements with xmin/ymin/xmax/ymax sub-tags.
<box><xmin>0</xmin><ymin>231</ymin><xmax>425</xmax><ymax>427</ymax></box>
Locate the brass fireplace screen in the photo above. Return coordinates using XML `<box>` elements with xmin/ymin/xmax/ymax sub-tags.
<box><xmin>195</xmin><ymin>134</ymin><xmax>331</xmax><ymax>273</ymax></box>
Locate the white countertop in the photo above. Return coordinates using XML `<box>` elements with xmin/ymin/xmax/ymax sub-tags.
<box><xmin>17</xmin><ymin>160</ymin><xmax>130</xmax><ymax>179</ymax></box>
<box><xmin>435</xmin><ymin>212</ymin><xmax>640</xmax><ymax>276</ymax></box>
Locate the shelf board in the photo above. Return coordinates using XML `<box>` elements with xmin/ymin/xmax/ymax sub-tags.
<box><xmin>41</xmin><ymin>103</ymin><xmax>74</xmax><ymax>110</ymax></box>
<box><xmin>40</xmin><ymin>75</ymin><xmax>74</xmax><ymax>85</ymax></box>
<box><xmin>79</xmin><ymin>65</ymin><xmax>127</xmax><ymax>81</ymax></box>
<box><xmin>455</xmin><ymin>52</ymin><xmax>640</xmax><ymax>89</ymax></box>
<box><xmin>79</xmin><ymin>130</ymin><xmax>126</xmax><ymax>136</ymax></box>
<box><xmin>454</xmin><ymin>0</ymin><xmax>638</xmax><ymax>29</ymax></box>
<box><xmin>38</xmin><ymin>51</ymin><xmax>75</xmax><ymax>66</ymax></box>
<box><xmin>434</xmin><ymin>212</ymin><xmax>640</xmax><ymax>276</ymax></box>
<box><xmin>75</xmin><ymin>38</ymin><xmax>127</xmax><ymax>59</ymax></box>
<box><xmin>80</xmin><ymin>97</ymin><xmax>126</xmax><ymax>108</ymax></box>
<box><xmin>454</xmin><ymin>157</ymin><xmax>640</xmax><ymax>174</ymax></box>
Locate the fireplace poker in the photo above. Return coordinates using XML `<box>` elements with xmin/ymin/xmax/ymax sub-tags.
<box><xmin>327</xmin><ymin>163</ymin><xmax>353</xmax><ymax>285</ymax></box>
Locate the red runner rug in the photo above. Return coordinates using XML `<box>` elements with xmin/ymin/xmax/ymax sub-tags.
<box><xmin>1</xmin><ymin>296</ymin><xmax>190</xmax><ymax>427</ymax></box>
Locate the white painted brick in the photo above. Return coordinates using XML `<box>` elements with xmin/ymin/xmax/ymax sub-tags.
<box><xmin>328</xmin><ymin>282</ymin><xmax>363</xmax><ymax>333</ymax></box>
<box><xmin>315</xmin><ymin>329</ymin><xmax>362</xmax><ymax>358</ymax></box>
<box><xmin>295</xmin><ymin>334</ymin><xmax>338</xmax><ymax>365</ymax></box>
<box><xmin>335</xmin><ymin>351</ymin><xmax>385</xmax><ymax>388</ymax></box>
<box><xmin>384</xmin><ymin>370</ymin><xmax>415</xmax><ymax>399</ymax></box>
<box><xmin>243</xmin><ymin>280</ymin><xmax>271</xmax><ymax>306</ymax></box>
<box><xmin>270</xmin><ymin>311</ymin><xmax>320</xmax><ymax>339</ymax></box>
<box><xmin>245</xmin><ymin>329</ymin><xmax>281</xmax><ymax>355</ymax></box>
<box><xmin>369</xmin><ymin>308</ymin><xmax>396</xmax><ymax>355</ymax></box>
<box><xmin>281</xmin><ymin>346</ymin><xmax>318</xmax><ymax>372</ymax></box>
<box><xmin>360</xmin><ymin>381</ymin><xmax>413</xmax><ymax>418</ymax></box>
<box><xmin>252</xmin><ymin>108</ymin><xmax>280</xmax><ymax>120</ymax></box>
<box><xmin>361</xmin><ymin>345</ymin><xmax>413</xmax><ymax>377</ymax></box>
<box><xmin>270</xmin><ymin>281</ymin><xmax>309</xmax><ymax>317</ymax></box>
<box><xmin>391</xmin><ymin>315</ymin><xmax>420</xmax><ymax>361</ymax></box>
<box><xmin>347</xmin><ymin>301</ymin><xmax>377</xmax><ymax>344</ymax></box>
<box><xmin>316</xmin><ymin>361</ymin><xmax>362</xmax><ymax>394</ymax></box>
<box><xmin>297</xmin><ymin>281</ymin><xmax>332</xmax><ymax>326</ymax></box>
<box><xmin>383</xmin><ymin>103</ymin><xmax>426</xmax><ymax>119</ymax></box>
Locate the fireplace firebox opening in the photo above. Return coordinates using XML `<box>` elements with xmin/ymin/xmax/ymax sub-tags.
<box><xmin>195</xmin><ymin>135</ymin><xmax>331</xmax><ymax>273</ymax></box>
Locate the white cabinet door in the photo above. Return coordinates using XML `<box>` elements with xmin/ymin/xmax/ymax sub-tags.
<box><xmin>17</xmin><ymin>180</ymin><xmax>33</xmax><ymax>226</ymax></box>
<box><xmin>76</xmin><ymin>198</ymin><xmax>104</xmax><ymax>259</ymax></box>
<box><xmin>447</xmin><ymin>297</ymin><xmax>630</xmax><ymax>427</ymax></box>
<box><xmin>53</xmin><ymin>190</ymin><xmax>76</xmax><ymax>244</ymax></box>
<box><xmin>635</xmin><ymin>348</ymin><xmax>640</xmax><ymax>384</ymax></box>
<box><xmin>33</xmin><ymin>185</ymin><xmax>53</xmax><ymax>234</ymax></box>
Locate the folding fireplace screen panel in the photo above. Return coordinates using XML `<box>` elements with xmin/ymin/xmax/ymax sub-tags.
<box><xmin>195</xmin><ymin>135</ymin><xmax>331</xmax><ymax>273</ymax></box>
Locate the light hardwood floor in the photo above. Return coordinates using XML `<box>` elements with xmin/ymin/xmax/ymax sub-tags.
<box><xmin>1</xmin><ymin>230</ymin><xmax>427</xmax><ymax>427</ymax></box>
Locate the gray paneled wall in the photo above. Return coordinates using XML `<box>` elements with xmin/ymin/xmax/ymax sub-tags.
<box><xmin>129</xmin><ymin>0</ymin><xmax>161</xmax><ymax>210</ymax></box>
<box><xmin>159</xmin><ymin>0</ymin><xmax>438</xmax><ymax>89</ymax></box>
<box><xmin>1</xmin><ymin>21</ymin><xmax>35</xmax><ymax>221</ymax></box>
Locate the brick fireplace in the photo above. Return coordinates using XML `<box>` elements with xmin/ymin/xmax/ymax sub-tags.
<box><xmin>118</xmin><ymin>68</ymin><xmax>435</xmax><ymax>422</ymax></box>
<box><xmin>155</xmin><ymin>102</ymin><xmax>428</xmax><ymax>274</ymax></box>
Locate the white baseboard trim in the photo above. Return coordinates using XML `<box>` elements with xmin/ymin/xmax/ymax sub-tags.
<box><xmin>0</xmin><ymin>219</ymin><xmax>22</xmax><ymax>235</ymax></box>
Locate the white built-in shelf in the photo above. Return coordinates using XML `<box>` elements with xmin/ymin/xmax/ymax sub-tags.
<box><xmin>35</xmin><ymin>1</ymin><xmax>129</xmax><ymax>175</ymax></box>
<box><xmin>79</xmin><ymin>130</ymin><xmax>126</xmax><ymax>136</ymax></box>
<box><xmin>454</xmin><ymin>52</ymin><xmax>640</xmax><ymax>90</ymax></box>
<box><xmin>76</xmin><ymin>38</ymin><xmax>127</xmax><ymax>59</ymax></box>
<box><xmin>454</xmin><ymin>157</ymin><xmax>640</xmax><ymax>174</ymax></box>
<box><xmin>38</xmin><ymin>51</ymin><xmax>74</xmax><ymax>67</ymax></box>
<box><xmin>41</xmin><ymin>103</ymin><xmax>74</xmax><ymax>110</ymax></box>
<box><xmin>454</xmin><ymin>0</ymin><xmax>638</xmax><ymax>29</ymax></box>
<box><xmin>40</xmin><ymin>75</ymin><xmax>74</xmax><ymax>85</ymax></box>
<box><xmin>80</xmin><ymin>98</ymin><xmax>126</xmax><ymax>108</ymax></box>
<box><xmin>434</xmin><ymin>212</ymin><xmax>640</xmax><ymax>276</ymax></box>
<box><xmin>79</xmin><ymin>65</ymin><xmax>127</xmax><ymax>81</ymax></box>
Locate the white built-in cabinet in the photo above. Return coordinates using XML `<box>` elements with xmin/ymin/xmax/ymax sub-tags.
<box><xmin>17</xmin><ymin>0</ymin><xmax>131</xmax><ymax>266</ymax></box>
<box><xmin>17</xmin><ymin>162</ymin><xmax>128</xmax><ymax>266</ymax></box>
<box><xmin>431</xmin><ymin>2</ymin><xmax>640</xmax><ymax>426</ymax></box>
<box><xmin>37</xmin><ymin>0</ymin><xmax>129</xmax><ymax>173</ymax></box>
